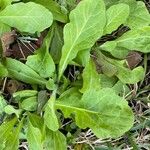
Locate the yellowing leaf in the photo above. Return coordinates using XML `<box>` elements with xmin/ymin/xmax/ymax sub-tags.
<box><xmin>58</xmin><ymin>0</ymin><xmax>106</xmax><ymax>79</ymax></box>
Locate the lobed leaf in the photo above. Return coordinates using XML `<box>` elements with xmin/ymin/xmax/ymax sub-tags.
<box><xmin>56</xmin><ymin>88</ymin><xmax>134</xmax><ymax>138</ymax></box>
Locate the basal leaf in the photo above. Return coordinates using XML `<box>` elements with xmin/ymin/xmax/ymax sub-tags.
<box><xmin>27</xmin><ymin>121</ymin><xmax>43</xmax><ymax>150</ymax></box>
<box><xmin>4</xmin><ymin>119</ymin><xmax>23</xmax><ymax>150</ymax></box>
<box><xmin>0</xmin><ymin>117</ymin><xmax>17</xmax><ymax>145</ymax></box>
<box><xmin>23</xmin><ymin>0</ymin><xmax>68</xmax><ymax>23</ymax></box>
<box><xmin>104</xmin><ymin>3</ymin><xmax>129</xmax><ymax>34</ymax></box>
<box><xmin>26</xmin><ymin>28</ymin><xmax>55</xmax><ymax>78</ymax></box>
<box><xmin>125</xmin><ymin>1</ymin><xmax>150</xmax><ymax>29</ymax></box>
<box><xmin>4</xmin><ymin>58</ymin><xmax>47</xmax><ymax>85</ymax></box>
<box><xmin>116</xmin><ymin>26</ymin><xmax>150</xmax><ymax>53</ymax></box>
<box><xmin>44</xmin><ymin>91</ymin><xmax>59</xmax><ymax>131</ymax></box>
<box><xmin>44</xmin><ymin>129</ymin><xmax>67</xmax><ymax>150</ymax></box>
<box><xmin>56</xmin><ymin>88</ymin><xmax>134</xmax><ymax>138</ymax></box>
<box><xmin>80</xmin><ymin>59</ymin><xmax>101</xmax><ymax>93</ymax></box>
<box><xmin>58</xmin><ymin>0</ymin><xmax>106</xmax><ymax>80</ymax></box>
<box><xmin>0</xmin><ymin>2</ymin><xmax>53</xmax><ymax>33</ymax></box>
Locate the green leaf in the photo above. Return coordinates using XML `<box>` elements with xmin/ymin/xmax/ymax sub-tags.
<box><xmin>0</xmin><ymin>95</ymin><xmax>7</xmax><ymax>116</ymax></box>
<box><xmin>4</xmin><ymin>58</ymin><xmax>47</xmax><ymax>85</ymax></box>
<box><xmin>0</xmin><ymin>117</ymin><xmax>17</xmax><ymax>145</ymax></box>
<box><xmin>44</xmin><ymin>129</ymin><xmax>67</xmax><ymax>150</ymax></box>
<box><xmin>37</xmin><ymin>90</ymin><xmax>48</xmax><ymax>114</ymax></box>
<box><xmin>4</xmin><ymin>105</ymin><xmax>21</xmax><ymax>118</ymax></box>
<box><xmin>58</xmin><ymin>0</ymin><xmax>106</xmax><ymax>80</ymax></box>
<box><xmin>50</xmin><ymin>22</ymin><xmax>64</xmax><ymax>64</ymax></box>
<box><xmin>13</xmin><ymin>90</ymin><xmax>38</xmax><ymax>101</ymax></box>
<box><xmin>27</xmin><ymin>121</ymin><xmax>43</xmax><ymax>150</ymax></box>
<box><xmin>0</xmin><ymin>2</ymin><xmax>53</xmax><ymax>33</ymax></box>
<box><xmin>116</xmin><ymin>65</ymin><xmax>144</xmax><ymax>84</ymax></box>
<box><xmin>23</xmin><ymin>0</ymin><xmax>68</xmax><ymax>23</ymax></box>
<box><xmin>44</xmin><ymin>91</ymin><xmax>59</xmax><ymax>131</ymax></box>
<box><xmin>26</xmin><ymin>28</ymin><xmax>55</xmax><ymax>78</ymax></box>
<box><xmin>4</xmin><ymin>119</ymin><xmax>23</xmax><ymax>150</ymax></box>
<box><xmin>28</xmin><ymin>113</ymin><xmax>44</xmax><ymax>131</ymax></box>
<box><xmin>21</xmin><ymin>96</ymin><xmax>37</xmax><ymax>111</ymax></box>
<box><xmin>0</xmin><ymin>0</ymin><xmax>12</xmax><ymax>10</ymax></box>
<box><xmin>125</xmin><ymin>1</ymin><xmax>150</xmax><ymax>29</ymax></box>
<box><xmin>80</xmin><ymin>59</ymin><xmax>101</xmax><ymax>93</ymax></box>
<box><xmin>74</xmin><ymin>49</ymin><xmax>90</xmax><ymax>67</ymax></box>
<box><xmin>116</xmin><ymin>26</ymin><xmax>150</xmax><ymax>53</ymax></box>
<box><xmin>56</xmin><ymin>88</ymin><xmax>134</xmax><ymax>138</ymax></box>
<box><xmin>0</xmin><ymin>63</ymin><xmax>8</xmax><ymax>77</ymax></box>
<box><xmin>104</xmin><ymin>3</ymin><xmax>129</xmax><ymax>34</ymax></box>
<box><xmin>0</xmin><ymin>23</ymin><xmax>11</xmax><ymax>36</ymax></box>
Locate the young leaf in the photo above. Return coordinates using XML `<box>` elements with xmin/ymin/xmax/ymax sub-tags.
<box><xmin>4</xmin><ymin>105</ymin><xmax>21</xmax><ymax>118</ymax></box>
<box><xmin>21</xmin><ymin>96</ymin><xmax>37</xmax><ymax>111</ymax></box>
<box><xmin>27</xmin><ymin>121</ymin><xmax>43</xmax><ymax>150</ymax></box>
<box><xmin>26</xmin><ymin>28</ymin><xmax>55</xmax><ymax>78</ymax></box>
<box><xmin>44</xmin><ymin>91</ymin><xmax>59</xmax><ymax>131</ymax></box>
<box><xmin>44</xmin><ymin>129</ymin><xmax>67</xmax><ymax>150</ymax></box>
<box><xmin>80</xmin><ymin>59</ymin><xmax>101</xmax><ymax>93</ymax></box>
<box><xmin>13</xmin><ymin>90</ymin><xmax>38</xmax><ymax>101</ymax></box>
<box><xmin>58</xmin><ymin>0</ymin><xmax>106</xmax><ymax>79</ymax></box>
<box><xmin>0</xmin><ymin>2</ymin><xmax>53</xmax><ymax>33</ymax></box>
<box><xmin>4</xmin><ymin>58</ymin><xmax>47</xmax><ymax>85</ymax></box>
<box><xmin>104</xmin><ymin>3</ymin><xmax>129</xmax><ymax>34</ymax></box>
<box><xmin>23</xmin><ymin>0</ymin><xmax>68</xmax><ymax>23</ymax></box>
<box><xmin>56</xmin><ymin>88</ymin><xmax>134</xmax><ymax>138</ymax></box>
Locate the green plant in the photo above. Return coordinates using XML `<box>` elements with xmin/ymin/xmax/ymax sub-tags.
<box><xmin>0</xmin><ymin>0</ymin><xmax>150</xmax><ymax>149</ymax></box>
